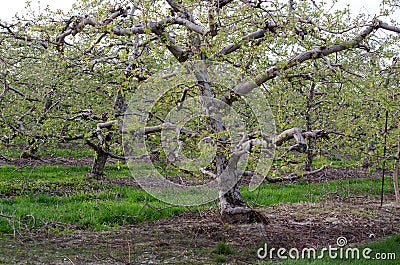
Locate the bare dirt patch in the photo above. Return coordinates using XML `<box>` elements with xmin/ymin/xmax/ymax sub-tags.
<box><xmin>1</xmin><ymin>197</ymin><xmax>399</xmax><ymax>264</ymax></box>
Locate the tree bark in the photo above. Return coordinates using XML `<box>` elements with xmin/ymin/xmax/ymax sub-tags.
<box><xmin>87</xmin><ymin>120</ymin><xmax>117</xmax><ymax>178</ymax></box>
<box><xmin>219</xmin><ymin>183</ymin><xmax>254</xmax><ymax>223</ymax></box>
<box><xmin>90</xmin><ymin>148</ymin><xmax>108</xmax><ymax>178</ymax></box>
<box><xmin>305</xmin><ymin>83</ymin><xmax>316</xmax><ymax>171</ymax></box>
<box><xmin>190</xmin><ymin>63</ymin><xmax>258</xmax><ymax>222</ymax></box>
<box><xmin>217</xmin><ymin>148</ymin><xmax>254</xmax><ymax>222</ymax></box>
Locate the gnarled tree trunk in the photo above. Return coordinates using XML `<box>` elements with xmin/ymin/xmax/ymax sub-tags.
<box><xmin>215</xmin><ymin>147</ymin><xmax>255</xmax><ymax>223</ymax></box>
<box><xmin>219</xmin><ymin>183</ymin><xmax>254</xmax><ymax>223</ymax></box>
<box><xmin>87</xmin><ymin>120</ymin><xmax>118</xmax><ymax>178</ymax></box>
<box><xmin>90</xmin><ymin>148</ymin><xmax>108</xmax><ymax>178</ymax></box>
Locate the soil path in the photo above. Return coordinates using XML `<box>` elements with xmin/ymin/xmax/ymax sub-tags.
<box><xmin>1</xmin><ymin>198</ymin><xmax>399</xmax><ymax>264</ymax></box>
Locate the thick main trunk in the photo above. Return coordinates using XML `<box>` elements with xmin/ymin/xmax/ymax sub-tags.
<box><xmin>90</xmin><ymin>148</ymin><xmax>108</xmax><ymax>178</ymax></box>
<box><xmin>217</xmin><ymin>152</ymin><xmax>264</xmax><ymax>223</ymax></box>
<box><xmin>219</xmin><ymin>180</ymin><xmax>268</xmax><ymax>224</ymax></box>
<box><xmin>191</xmin><ymin>62</ymin><xmax>264</xmax><ymax>223</ymax></box>
<box><xmin>219</xmin><ymin>183</ymin><xmax>253</xmax><ymax>223</ymax></box>
<box><xmin>216</xmin><ymin>150</ymin><xmax>251</xmax><ymax>222</ymax></box>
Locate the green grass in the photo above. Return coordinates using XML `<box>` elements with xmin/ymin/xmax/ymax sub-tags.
<box><xmin>313</xmin><ymin>156</ymin><xmax>363</xmax><ymax>168</ymax></box>
<box><xmin>38</xmin><ymin>147</ymin><xmax>93</xmax><ymax>158</ymax></box>
<box><xmin>0</xmin><ymin>164</ymin><xmax>395</xmax><ymax>236</ymax></box>
<box><xmin>0</xmin><ymin>165</ymin><xmax>198</xmax><ymax>234</ymax></box>
<box><xmin>272</xmin><ymin>155</ymin><xmax>363</xmax><ymax>170</ymax></box>
<box><xmin>242</xmin><ymin>177</ymin><xmax>394</xmax><ymax>206</ymax></box>
<box><xmin>213</xmin><ymin>240</ymin><xmax>234</xmax><ymax>255</ymax></box>
<box><xmin>0</xmin><ymin>188</ymin><xmax>186</xmax><ymax>231</ymax></box>
<box><xmin>261</xmin><ymin>234</ymin><xmax>400</xmax><ymax>264</ymax></box>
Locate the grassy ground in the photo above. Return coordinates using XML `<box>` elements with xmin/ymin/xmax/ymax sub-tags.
<box><xmin>0</xmin><ymin>164</ymin><xmax>395</xmax><ymax>235</ymax></box>
<box><xmin>243</xmin><ymin>177</ymin><xmax>394</xmax><ymax>206</ymax></box>
<box><xmin>0</xmin><ymin>160</ymin><xmax>398</xmax><ymax>264</ymax></box>
<box><xmin>0</xmin><ymin>165</ymin><xmax>195</xmax><ymax>234</ymax></box>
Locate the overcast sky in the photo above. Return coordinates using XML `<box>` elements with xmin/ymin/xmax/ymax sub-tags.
<box><xmin>0</xmin><ymin>0</ymin><xmax>398</xmax><ymax>21</ymax></box>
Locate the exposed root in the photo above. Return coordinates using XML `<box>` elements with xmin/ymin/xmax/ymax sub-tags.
<box><xmin>220</xmin><ymin>207</ymin><xmax>268</xmax><ymax>224</ymax></box>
